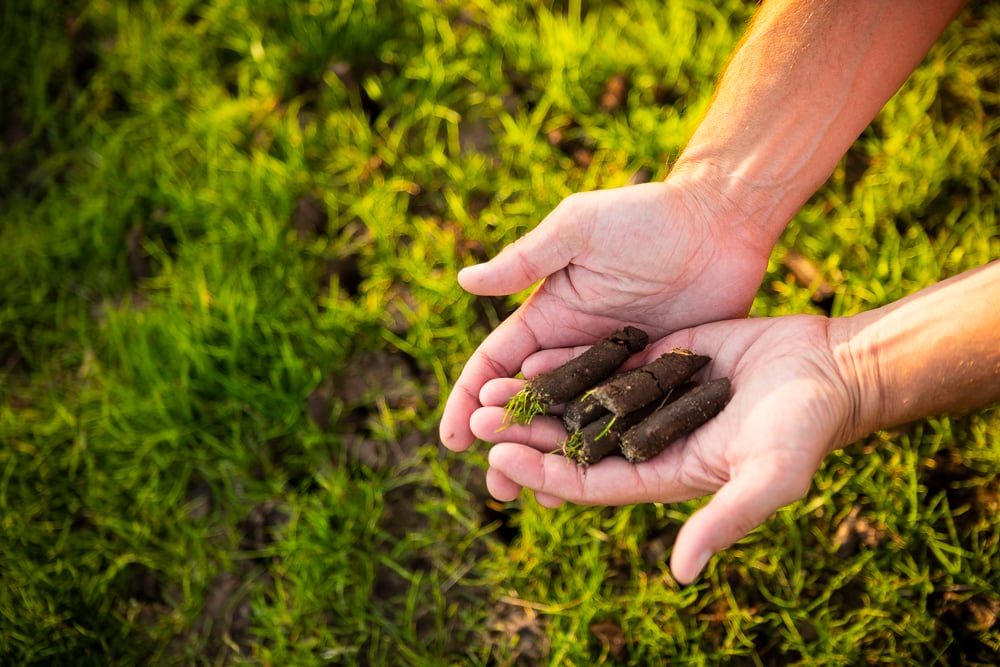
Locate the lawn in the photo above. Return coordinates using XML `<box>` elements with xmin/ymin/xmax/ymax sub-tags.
<box><xmin>2</xmin><ymin>1</ymin><xmax>999</xmax><ymax>665</ymax></box>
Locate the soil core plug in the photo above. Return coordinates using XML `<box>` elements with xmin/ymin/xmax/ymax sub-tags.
<box><xmin>562</xmin><ymin>348</ymin><xmax>709</xmax><ymax>433</ymax></box>
<box><xmin>619</xmin><ymin>378</ymin><xmax>732</xmax><ymax>463</ymax></box>
<box><xmin>561</xmin><ymin>402</ymin><xmax>659</xmax><ymax>465</ymax></box>
<box><xmin>502</xmin><ymin>326</ymin><xmax>649</xmax><ymax>426</ymax></box>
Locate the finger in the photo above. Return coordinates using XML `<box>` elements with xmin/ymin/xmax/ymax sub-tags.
<box><xmin>486</xmin><ymin>466</ymin><xmax>523</xmax><ymax>502</ymax></box>
<box><xmin>439</xmin><ymin>382</ymin><xmax>479</xmax><ymax>451</ymax></box>
<box><xmin>669</xmin><ymin>467</ymin><xmax>812</xmax><ymax>585</ymax></box>
<box><xmin>533</xmin><ymin>491</ymin><xmax>566</xmax><ymax>508</ymax></box>
<box><xmin>457</xmin><ymin>209</ymin><xmax>576</xmax><ymax>297</ymax></box>
<box><xmin>439</xmin><ymin>313</ymin><xmax>541</xmax><ymax>451</ymax></box>
<box><xmin>471</xmin><ymin>407</ymin><xmax>567</xmax><ymax>449</ymax></box>
<box><xmin>520</xmin><ymin>346</ymin><xmax>590</xmax><ymax>379</ymax></box>
<box><xmin>487</xmin><ymin>442</ymin><xmax>706</xmax><ymax>506</ymax></box>
<box><xmin>479</xmin><ymin>378</ymin><xmax>524</xmax><ymax>407</ymax></box>
<box><xmin>488</xmin><ymin>443</ymin><xmax>587</xmax><ymax>501</ymax></box>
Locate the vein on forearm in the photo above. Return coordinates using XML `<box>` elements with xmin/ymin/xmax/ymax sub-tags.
<box><xmin>835</xmin><ymin>260</ymin><xmax>1000</xmax><ymax>439</ymax></box>
<box><xmin>674</xmin><ymin>0</ymin><xmax>967</xmax><ymax>237</ymax></box>
<box><xmin>714</xmin><ymin>1</ymin><xmax>872</xmax><ymax>187</ymax></box>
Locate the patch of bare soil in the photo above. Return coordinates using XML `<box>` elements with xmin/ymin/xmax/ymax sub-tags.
<box><xmin>486</xmin><ymin>596</ymin><xmax>551</xmax><ymax>666</ymax></box>
<box><xmin>309</xmin><ymin>347</ymin><xmax>434</xmax><ymax>470</ymax></box>
<box><xmin>115</xmin><ymin>494</ymin><xmax>288</xmax><ymax>664</ymax></box>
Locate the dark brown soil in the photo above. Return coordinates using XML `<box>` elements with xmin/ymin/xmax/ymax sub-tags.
<box><xmin>620</xmin><ymin>378</ymin><xmax>731</xmax><ymax>463</ymax></box>
<box><xmin>589</xmin><ymin>348</ymin><xmax>709</xmax><ymax>416</ymax></box>
<box><xmin>524</xmin><ymin>326</ymin><xmax>649</xmax><ymax>406</ymax></box>
<box><xmin>566</xmin><ymin>402</ymin><xmax>658</xmax><ymax>465</ymax></box>
<box><xmin>562</xmin><ymin>390</ymin><xmax>611</xmax><ymax>432</ymax></box>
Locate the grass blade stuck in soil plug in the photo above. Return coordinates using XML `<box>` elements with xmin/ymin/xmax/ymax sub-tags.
<box><xmin>562</xmin><ymin>388</ymin><xmax>611</xmax><ymax>432</ymax></box>
<box><xmin>503</xmin><ymin>326</ymin><xmax>649</xmax><ymax>425</ymax></box>
<box><xmin>562</xmin><ymin>402</ymin><xmax>660</xmax><ymax>465</ymax></box>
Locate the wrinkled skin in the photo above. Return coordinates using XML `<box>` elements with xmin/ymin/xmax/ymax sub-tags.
<box><xmin>468</xmin><ymin>315</ymin><xmax>859</xmax><ymax>584</ymax></box>
<box><xmin>439</xmin><ymin>181</ymin><xmax>774</xmax><ymax>452</ymax></box>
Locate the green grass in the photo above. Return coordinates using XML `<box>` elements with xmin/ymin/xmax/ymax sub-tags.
<box><xmin>2</xmin><ymin>0</ymin><xmax>999</xmax><ymax>664</ymax></box>
<box><xmin>503</xmin><ymin>387</ymin><xmax>548</xmax><ymax>427</ymax></box>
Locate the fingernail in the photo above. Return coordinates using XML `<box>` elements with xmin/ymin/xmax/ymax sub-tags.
<box><xmin>690</xmin><ymin>549</ymin><xmax>713</xmax><ymax>581</ymax></box>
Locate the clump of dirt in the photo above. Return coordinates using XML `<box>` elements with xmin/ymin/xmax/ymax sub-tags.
<box><xmin>921</xmin><ymin>447</ymin><xmax>1000</xmax><ymax>534</ymax></box>
<box><xmin>619</xmin><ymin>378</ymin><xmax>731</xmax><ymax>464</ymax></box>
<box><xmin>504</xmin><ymin>328</ymin><xmax>732</xmax><ymax>466</ymax></box>
<box><xmin>487</xmin><ymin>597</ymin><xmax>551</xmax><ymax>665</ymax></box>
<box><xmin>238</xmin><ymin>500</ymin><xmax>290</xmax><ymax>555</ymax></box>
<box><xmin>934</xmin><ymin>589</ymin><xmax>1000</xmax><ymax>664</ymax></box>
<box><xmin>831</xmin><ymin>505</ymin><xmax>885</xmax><ymax>558</ymax></box>
<box><xmin>292</xmin><ymin>193</ymin><xmax>328</xmax><ymax>240</ymax></box>
<box><xmin>306</xmin><ymin>345</ymin><xmax>440</xmax><ymax>472</ymax></box>
<box><xmin>192</xmin><ymin>571</ymin><xmax>256</xmax><ymax>660</ymax></box>
<box><xmin>589</xmin><ymin>620</ymin><xmax>628</xmax><ymax>662</ymax></box>
<box><xmin>505</xmin><ymin>326</ymin><xmax>649</xmax><ymax>426</ymax></box>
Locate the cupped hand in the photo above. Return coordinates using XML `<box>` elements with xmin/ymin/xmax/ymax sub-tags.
<box><xmin>470</xmin><ymin>314</ymin><xmax>861</xmax><ymax>584</ymax></box>
<box><xmin>440</xmin><ymin>180</ymin><xmax>774</xmax><ymax>451</ymax></box>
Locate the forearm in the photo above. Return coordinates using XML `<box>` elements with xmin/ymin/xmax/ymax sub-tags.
<box><xmin>670</xmin><ymin>0</ymin><xmax>966</xmax><ymax>248</ymax></box>
<box><xmin>832</xmin><ymin>260</ymin><xmax>1000</xmax><ymax>445</ymax></box>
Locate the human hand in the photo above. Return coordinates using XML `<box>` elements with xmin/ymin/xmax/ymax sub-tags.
<box><xmin>440</xmin><ymin>179</ymin><xmax>777</xmax><ymax>451</ymax></box>
<box><xmin>469</xmin><ymin>314</ymin><xmax>861</xmax><ymax>584</ymax></box>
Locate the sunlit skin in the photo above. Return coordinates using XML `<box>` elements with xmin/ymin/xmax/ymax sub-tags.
<box><xmin>439</xmin><ymin>179</ymin><xmax>773</xmax><ymax>449</ymax></box>
<box><xmin>440</xmin><ymin>0</ymin><xmax>967</xmax><ymax>454</ymax></box>
<box><xmin>469</xmin><ymin>262</ymin><xmax>1000</xmax><ymax>584</ymax></box>
<box><xmin>440</xmin><ymin>0</ymin><xmax>977</xmax><ymax>584</ymax></box>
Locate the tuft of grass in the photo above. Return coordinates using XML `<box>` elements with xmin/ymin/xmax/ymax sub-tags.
<box><xmin>501</xmin><ymin>387</ymin><xmax>547</xmax><ymax>428</ymax></box>
<box><xmin>560</xmin><ymin>416</ymin><xmax>618</xmax><ymax>465</ymax></box>
<box><xmin>560</xmin><ymin>430</ymin><xmax>584</xmax><ymax>462</ymax></box>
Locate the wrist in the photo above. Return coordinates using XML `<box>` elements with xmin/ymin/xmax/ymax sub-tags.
<box><xmin>827</xmin><ymin>262</ymin><xmax>1000</xmax><ymax>445</ymax></box>
<box><xmin>827</xmin><ymin>314</ymin><xmax>886</xmax><ymax>450</ymax></box>
<box><xmin>664</xmin><ymin>156</ymin><xmax>794</xmax><ymax>256</ymax></box>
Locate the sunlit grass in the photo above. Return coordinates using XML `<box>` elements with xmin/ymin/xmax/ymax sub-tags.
<box><xmin>2</xmin><ymin>1</ymin><xmax>999</xmax><ymax>664</ymax></box>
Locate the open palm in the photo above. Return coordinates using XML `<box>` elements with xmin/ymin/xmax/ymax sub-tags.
<box><xmin>469</xmin><ymin>314</ymin><xmax>858</xmax><ymax>584</ymax></box>
<box><xmin>440</xmin><ymin>181</ymin><xmax>774</xmax><ymax>451</ymax></box>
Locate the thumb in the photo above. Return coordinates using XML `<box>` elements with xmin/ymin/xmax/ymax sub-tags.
<box><xmin>669</xmin><ymin>468</ymin><xmax>812</xmax><ymax>585</ymax></box>
<box><xmin>458</xmin><ymin>217</ymin><xmax>576</xmax><ymax>297</ymax></box>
